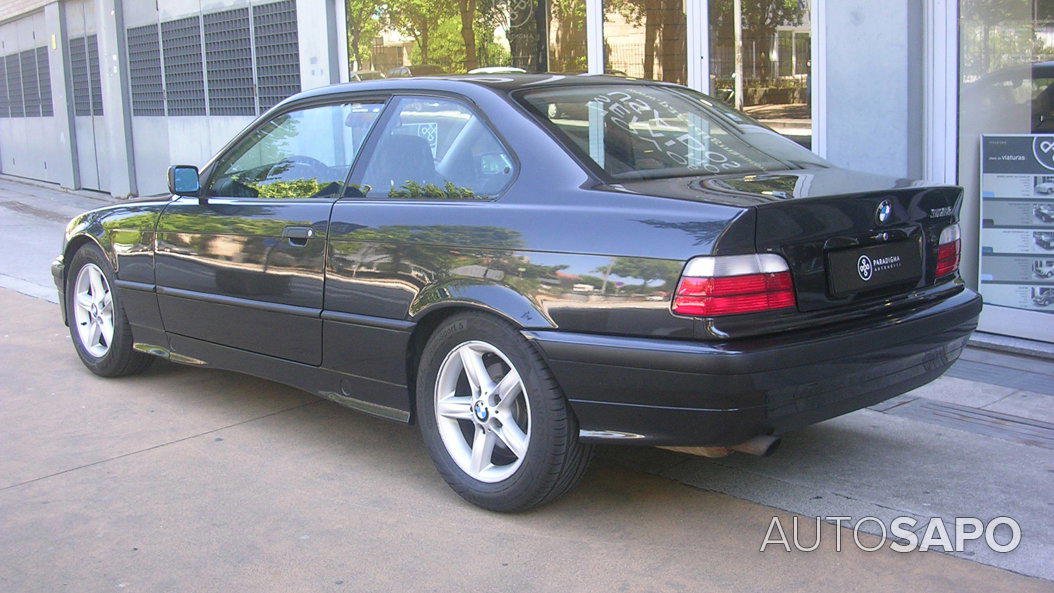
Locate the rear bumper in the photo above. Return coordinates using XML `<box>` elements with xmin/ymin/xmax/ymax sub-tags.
<box><xmin>526</xmin><ymin>288</ymin><xmax>982</xmax><ymax>446</ymax></box>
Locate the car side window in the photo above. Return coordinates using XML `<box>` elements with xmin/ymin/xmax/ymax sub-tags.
<box><xmin>206</xmin><ymin>101</ymin><xmax>383</xmax><ymax>199</ymax></box>
<box><xmin>354</xmin><ymin>96</ymin><xmax>514</xmax><ymax>200</ymax></box>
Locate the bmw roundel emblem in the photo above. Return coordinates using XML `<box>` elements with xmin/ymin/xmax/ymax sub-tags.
<box><xmin>473</xmin><ymin>401</ymin><xmax>489</xmax><ymax>421</ymax></box>
<box><xmin>857</xmin><ymin>255</ymin><xmax>873</xmax><ymax>282</ymax></box>
<box><xmin>876</xmin><ymin>200</ymin><xmax>893</xmax><ymax>224</ymax></box>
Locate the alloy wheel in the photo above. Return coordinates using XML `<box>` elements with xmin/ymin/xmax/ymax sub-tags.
<box><xmin>433</xmin><ymin>340</ymin><xmax>531</xmax><ymax>483</ymax></box>
<box><xmin>72</xmin><ymin>263</ymin><xmax>115</xmax><ymax>358</ymax></box>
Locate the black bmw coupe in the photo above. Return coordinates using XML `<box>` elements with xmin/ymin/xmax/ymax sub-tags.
<box><xmin>52</xmin><ymin>75</ymin><xmax>981</xmax><ymax>511</ymax></box>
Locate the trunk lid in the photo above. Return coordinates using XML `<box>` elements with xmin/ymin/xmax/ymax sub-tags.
<box><xmin>616</xmin><ymin>167</ymin><xmax>963</xmax><ymax>312</ymax></box>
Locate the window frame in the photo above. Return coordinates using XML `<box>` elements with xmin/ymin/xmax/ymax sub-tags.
<box><xmin>200</xmin><ymin>93</ymin><xmax>392</xmax><ymax>202</ymax></box>
<box><xmin>341</xmin><ymin>91</ymin><xmax>520</xmax><ymax>203</ymax></box>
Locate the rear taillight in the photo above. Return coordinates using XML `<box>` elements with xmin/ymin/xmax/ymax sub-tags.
<box><xmin>936</xmin><ymin>224</ymin><xmax>960</xmax><ymax>278</ymax></box>
<box><xmin>672</xmin><ymin>254</ymin><xmax>796</xmax><ymax>316</ymax></box>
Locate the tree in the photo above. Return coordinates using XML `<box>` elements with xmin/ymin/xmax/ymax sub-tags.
<box><xmin>458</xmin><ymin>0</ymin><xmax>479</xmax><ymax>71</ymax></box>
<box><xmin>384</xmin><ymin>0</ymin><xmax>456</xmax><ymax>64</ymax></box>
<box><xmin>593</xmin><ymin>259</ymin><xmax>683</xmax><ymax>292</ymax></box>
<box><xmin>550</xmin><ymin>0</ymin><xmax>587</xmax><ymax>72</ymax></box>
<box><xmin>605</xmin><ymin>0</ymin><xmax>686</xmax><ymax>82</ymax></box>
<box><xmin>346</xmin><ymin>0</ymin><xmax>383</xmax><ymax>71</ymax></box>
<box><xmin>710</xmin><ymin>0</ymin><xmax>805</xmax><ymax>83</ymax></box>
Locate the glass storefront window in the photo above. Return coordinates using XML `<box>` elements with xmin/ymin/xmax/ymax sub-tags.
<box><xmin>708</xmin><ymin>0</ymin><xmax>812</xmax><ymax>148</ymax></box>
<box><xmin>959</xmin><ymin>0</ymin><xmax>1054</xmax><ymax>339</ymax></box>
<box><xmin>959</xmin><ymin>0</ymin><xmax>1054</xmax><ymax>138</ymax></box>
<box><xmin>344</xmin><ymin>0</ymin><xmax>586</xmax><ymax>77</ymax></box>
<box><xmin>602</xmin><ymin>0</ymin><xmax>687</xmax><ymax>83</ymax></box>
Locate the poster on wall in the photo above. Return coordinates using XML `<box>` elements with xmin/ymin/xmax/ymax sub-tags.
<box><xmin>979</xmin><ymin>135</ymin><xmax>1054</xmax><ymax>315</ymax></box>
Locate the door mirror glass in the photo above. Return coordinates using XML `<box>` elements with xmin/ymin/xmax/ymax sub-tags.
<box><xmin>168</xmin><ymin>165</ymin><xmax>200</xmax><ymax>197</ymax></box>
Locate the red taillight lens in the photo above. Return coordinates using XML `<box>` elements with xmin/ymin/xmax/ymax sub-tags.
<box><xmin>936</xmin><ymin>224</ymin><xmax>961</xmax><ymax>278</ymax></box>
<box><xmin>672</xmin><ymin>255</ymin><xmax>796</xmax><ymax>317</ymax></box>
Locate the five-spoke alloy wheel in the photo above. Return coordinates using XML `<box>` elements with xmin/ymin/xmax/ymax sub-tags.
<box><xmin>417</xmin><ymin>312</ymin><xmax>592</xmax><ymax>512</ymax></box>
<box><xmin>65</xmin><ymin>244</ymin><xmax>152</xmax><ymax>377</ymax></box>
<box><xmin>434</xmin><ymin>340</ymin><xmax>531</xmax><ymax>482</ymax></box>
<box><xmin>72</xmin><ymin>263</ymin><xmax>115</xmax><ymax>357</ymax></box>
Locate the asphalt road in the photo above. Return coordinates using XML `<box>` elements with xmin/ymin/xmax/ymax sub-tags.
<box><xmin>1</xmin><ymin>176</ymin><xmax>1052</xmax><ymax>591</ymax></box>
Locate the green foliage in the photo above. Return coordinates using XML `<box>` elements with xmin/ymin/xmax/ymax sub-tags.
<box><xmin>386</xmin><ymin>179</ymin><xmax>488</xmax><ymax>200</ymax></box>
<box><xmin>960</xmin><ymin>0</ymin><xmax>1051</xmax><ymax>78</ymax></box>
<box><xmin>382</xmin><ymin>0</ymin><xmax>457</xmax><ymax>63</ymax></box>
<box><xmin>407</xmin><ymin>13</ymin><xmax>511</xmax><ymax>72</ymax></box>
<box><xmin>346</xmin><ymin>0</ymin><xmax>384</xmax><ymax>69</ymax></box>
<box><xmin>245</xmin><ymin>178</ymin><xmax>329</xmax><ymax>199</ymax></box>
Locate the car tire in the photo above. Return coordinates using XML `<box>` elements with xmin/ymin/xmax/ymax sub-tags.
<box><xmin>416</xmin><ymin>312</ymin><xmax>592</xmax><ymax>512</ymax></box>
<box><xmin>65</xmin><ymin>243</ymin><xmax>153</xmax><ymax>377</ymax></box>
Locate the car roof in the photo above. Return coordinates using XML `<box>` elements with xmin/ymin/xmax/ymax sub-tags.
<box><xmin>285</xmin><ymin>74</ymin><xmax>672</xmax><ymax>106</ymax></box>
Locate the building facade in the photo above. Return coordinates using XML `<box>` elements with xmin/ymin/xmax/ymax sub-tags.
<box><xmin>0</xmin><ymin>0</ymin><xmax>1051</xmax><ymax>343</ymax></box>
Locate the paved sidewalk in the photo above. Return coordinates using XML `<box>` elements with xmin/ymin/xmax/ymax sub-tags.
<box><xmin>0</xmin><ymin>176</ymin><xmax>113</xmax><ymax>302</ymax></box>
<box><xmin>1</xmin><ymin>175</ymin><xmax>1052</xmax><ymax>586</ymax></box>
<box><xmin>1</xmin><ymin>289</ymin><xmax>1052</xmax><ymax>593</ymax></box>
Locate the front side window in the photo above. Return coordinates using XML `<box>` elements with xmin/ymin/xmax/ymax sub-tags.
<box><xmin>207</xmin><ymin>101</ymin><xmax>383</xmax><ymax>198</ymax></box>
<box><xmin>355</xmin><ymin>97</ymin><xmax>515</xmax><ymax>200</ymax></box>
<box><xmin>518</xmin><ymin>85</ymin><xmax>826</xmax><ymax>180</ymax></box>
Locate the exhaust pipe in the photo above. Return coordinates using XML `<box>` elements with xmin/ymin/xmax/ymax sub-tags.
<box><xmin>659</xmin><ymin>435</ymin><xmax>781</xmax><ymax>458</ymax></box>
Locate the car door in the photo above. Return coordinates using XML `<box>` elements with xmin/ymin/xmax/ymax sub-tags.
<box><xmin>323</xmin><ymin>94</ymin><xmax>517</xmax><ymax>388</ymax></box>
<box><xmin>155</xmin><ymin>99</ymin><xmax>384</xmax><ymax>365</ymax></box>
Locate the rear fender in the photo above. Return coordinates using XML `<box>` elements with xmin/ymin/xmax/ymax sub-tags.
<box><xmin>408</xmin><ymin>279</ymin><xmax>555</xmax><ymax>328</ymax></box>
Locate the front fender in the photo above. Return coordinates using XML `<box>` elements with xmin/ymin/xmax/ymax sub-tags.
<box><xmin>63</xmin><ymin>214</ymin><xmax>114</xmax><ymax>270</ymax></box>
<box><xmin>60</xmin><ymin>202</ymin><xmax>168</xmax><ymax>286</ymax></box>
<box><xmin>408</xmin><ymin>279</ymin><xmax>556</xmax><ymax>328</ymax></box>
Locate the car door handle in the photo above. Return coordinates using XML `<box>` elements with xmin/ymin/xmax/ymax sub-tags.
<box><xmin>282</xmin><ymin>226</ymin><xmax>314</xmax><ymax>245</ymax></box>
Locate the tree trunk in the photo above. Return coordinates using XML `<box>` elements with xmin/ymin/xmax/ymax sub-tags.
<box><xmin>458</xmin><ymin>0</ymin><xmax>478</xmax><ymax>71</ymax></box>
<box><xmin>420</xmin><ymin>30</ymin><xmax>430</xmax><ymax>64</ymax></box>
<box><xmin>658</xmin><ymin>0</ymin><xmax>685</xmax><ymax>84</ymax></box>
<box><xmin>643</xmin><ymin>0</ymin><xmax>659</xmax><ymax>79</ymax></box>
<box><xmin>350</xmin><ymin>31</ymin><xmax>362</xmax><ymax>70</ymax></box>
<box><xmin>553</xmin><ymin>0</ymin><xmax>586</xmax><ymax>72</ymax></box>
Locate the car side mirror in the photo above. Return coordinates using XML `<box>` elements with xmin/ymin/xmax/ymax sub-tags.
<box><xmin>167</xmin><ymin>165</ymin><xmax>201</xmax><ymax>198</ymax></box>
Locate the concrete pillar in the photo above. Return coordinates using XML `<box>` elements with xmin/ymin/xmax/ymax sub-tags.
<box><xmin>822</xmin><ymin>0</ymin><xmax>925</xmax><ymax>180</ymax></box>
<box><xmin>296</xmin><ymin>0</ymin><xmax>344</xmax><ymax>90</ymax></box>
<box><xmin>335</xmin><ymin>0</ymin><xmax>349</xmax><ymax>83</ymax></box>
<box><xmin>44</xmin><ymin>1</ymin><xmax>80</xmax><ymax>190</ymax></box>
<box><xmin>95</xmin><ymin>0</ymin><xmax>137</xmax><ymax>197</ymax></box>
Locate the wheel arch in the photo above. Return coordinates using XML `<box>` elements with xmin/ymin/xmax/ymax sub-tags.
<box><xmin>63</xmin><ymin>233</ymin><xmax>112</xmax><ymax>278</ymax></box>
<box><xmin>403</xmin><ymin>285</ymin><xmax>556</xmax><ymax>423</ymax></box>
<box><xmin>59</xmin><ymin>234</ymin><xmax>112</xmax><ymax>325</ymax></box>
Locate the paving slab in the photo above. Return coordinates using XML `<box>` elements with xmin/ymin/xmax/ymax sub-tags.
<box><xmin>1</xmin><ymin>289</ymin><xmax>1052</xmax><ymax>592</ymax></box>
<box><xmin>903</xmin><ymin>375</ymin><xmax>1017</xmax><ymax>408</ymax></box>
<box><xmin>0</xmin><ymin>178</ymin><xmax>113</xmax><ymax>302</ymax></box>
<box><xmin>985</xmin><ymin>391</ymin><xmax>1054</xmax><ymax>425</ymax></box>
<box><xmin>619</xmin><ymin>406</ymin><xmax>1054</xmax><ymax>581</ymax></box>
<box><xmin>0</xmin><ymin>392</ymin><xmax>1049</xmax><ymax>593</ymax></box>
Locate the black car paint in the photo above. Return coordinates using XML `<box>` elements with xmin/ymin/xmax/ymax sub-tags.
<box><xmin>54</xmin><ymin>75</ymin><xmax>982</xmax><ymax>445</ymax></box>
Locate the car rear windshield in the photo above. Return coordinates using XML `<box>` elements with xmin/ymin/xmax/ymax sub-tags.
<box><xmin>517</xmin><ymin>85</ymin><xmax>826</xmax><ymax>179</ymax></box>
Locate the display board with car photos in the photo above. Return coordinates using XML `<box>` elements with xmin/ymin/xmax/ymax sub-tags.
<box><xmin>979</xmin><ymin>135</ymin><xmax>1054</xmax><ymax>317</ymax></box>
